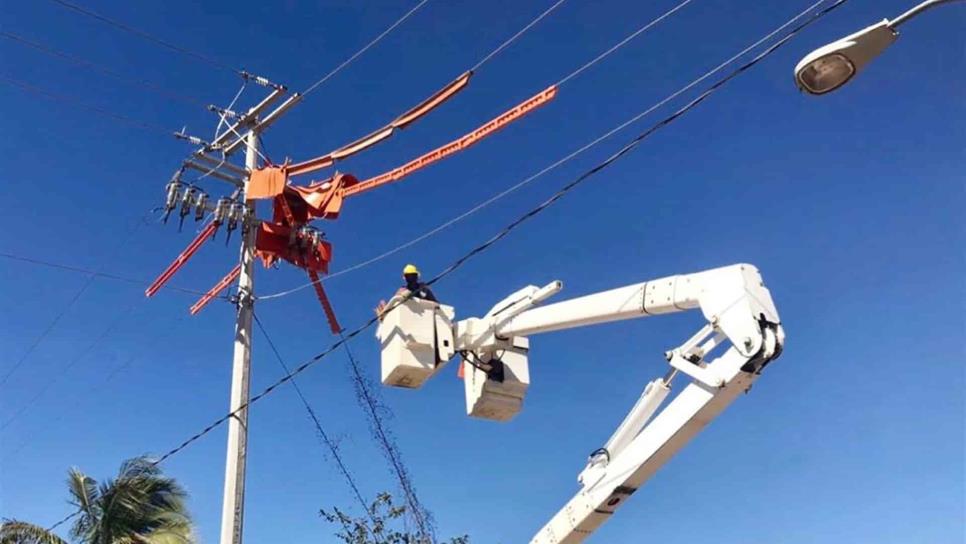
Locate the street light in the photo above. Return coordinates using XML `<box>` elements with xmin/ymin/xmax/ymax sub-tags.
<box><xmin>795</xmin><ymin>0</ymin><xmax>964</xmax><ymax>95</ymax></box>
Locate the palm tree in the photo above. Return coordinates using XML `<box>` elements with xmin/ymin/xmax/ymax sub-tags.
<box><xmin>1</xmin><ymin>456</ymin><xmax>194</xmax><ymax>544</ymax></box>
<box><xmin>0</xmin><ymin>520</ymin><xmax>67</xmax><ymax>544</ymax></box>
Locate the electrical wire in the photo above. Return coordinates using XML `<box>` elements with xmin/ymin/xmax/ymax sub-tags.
<box><xmin>3</xmin><ymin>317</ymin><xmax>186</xmax><ymax>463</ymax></box>
<box><xmin>0</xmin><ymin>275</ymin><xmax>95</xmax><ymax>388</ymax></box>
<box><xmin>257</xmin><ymin>0</ymin><xmax>820</xmax><ymax>301</ymax></box>
<box><xmin>257</xmin><ymin>134</ymin><xmax>273</xmax><ymax>164</ymax></box>
<box><xmin>554</xmin><ymin>0</ymin><xmax>694</xmax><ymax>87</ymax></box>
<box><xmin>0</xmin><ymin>252</ymin><xmax>213</xmax><ymax>297</ymax></box>
<box><xmin>213</xmin><ymin>83</ymin><xmax>247</xmax><ymax>141</ymax></box>
<box><xmin>0</xmin><ymin>214</ymin><xmax>150</xmax><ymax>390</ymax></box>
<box><xmin>252</xmin><ymin>313</ymin><xmax>376</xmax><ymax>524</ymax></box>
<box><xmin>40</xmin><ymin>0</ymin><xmax>849</xmax><ymax>532</ymax></box>
<box><xmin>183</xmin><ymin>84</ymin><xmax>251</xmax><ymax>184</ymax></box>
<box><xmin>302</xmin><ymin>0</ymin><xmax>431</xmax><ymax>97</ymax></box>
<box><xmin>216</xmin><ymin>117</ymin><xmax>271</xmax><ymax>164</ymax></box>
<box><xmin>47</xmin><ymin>511</ymin><xmax>79</xmax><ymax>532</ymax></box>
<box><xmin>0</xmin><ymin>75</ymin><xmax>172</xmax><ymax>135</ymax></box>
<box><xmin>1</xmin><ymin>301</ymin><xmax>140</xmax><ymax>431</ymax></box>
<box><xmin>470</xmin><ymin>0</ymin><xmax>568</xmax><ymax>72</ymax></box>
<box><xmin>139</xmin><ymin>0</ymin><xmax>849</xmax><ymax>477</ymax></box>
<box><xmin>0</xmin><ymin>30</ymin><xmax>208</xmax><ymax>107</ymax></box>
<box><xmin>338</xmin><ymin>331</ymin><xmax>435</xmax><ymax>541</ymax></box>
<box><xmin>47</xmin><ymin>0</ymin><xmax>242</xmax><ymax>75</ymax></box>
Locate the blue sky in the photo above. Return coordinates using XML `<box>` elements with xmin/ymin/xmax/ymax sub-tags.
<box><xmin>1</xmin><ymin>0</ymin><xmax>963</xmax><ymax>542</ymax></box>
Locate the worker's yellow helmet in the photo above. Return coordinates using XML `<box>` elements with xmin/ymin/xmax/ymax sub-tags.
<box><xmin>402</xmin><ymin>264</ymin><xmax>420</xmax><ymax>275</ymax></box>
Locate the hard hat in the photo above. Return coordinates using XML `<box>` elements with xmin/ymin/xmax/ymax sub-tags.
<box><xmin>402</xmin><ymin>264</ymin><xmax>420</xmax><ymax>275</ymax></box>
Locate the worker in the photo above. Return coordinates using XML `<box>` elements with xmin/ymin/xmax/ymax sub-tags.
<box><xmin>399</xmin><ymin>264</ymin><xmax>437</xmax><ymax>302</ymax></box>
<box><xmin>375</xmin><ymin>264</ymin><xmax>438</xmax><ymax>319</ymax></box>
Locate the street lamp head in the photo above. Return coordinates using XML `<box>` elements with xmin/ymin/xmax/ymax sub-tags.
<box><xmin>795</xmin><ymin>20</ymin><xmax>898</xmax><ymax>95</ymax></box>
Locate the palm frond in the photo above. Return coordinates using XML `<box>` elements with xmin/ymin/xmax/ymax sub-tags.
<box><xmin>66</xmin><ymin>467</ymin><xmax>100</xmax><ymax>542</ymax></box>
<box><xmin>66</xmin><ymin>468</ymin><xmax>99</xmax><ymax>517</ymax></box>
<box><xmin>136</xmin><ymin>525</ymin><xmax>193</xmax><ymax>544</ymax></box>
<box><xmin>0</xmin><ymin>519</ymin><xmax>68</xmax><ymax>544</ymax></box>
<box><xmin>59</xmin><ymin>457</ymin><xmax>196</xmax><ymax>544</ymax></box>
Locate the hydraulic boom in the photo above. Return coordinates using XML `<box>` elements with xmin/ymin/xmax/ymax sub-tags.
<box><xmin>377</xmin><ymin>263</ymin><xmax>784</xmax><ymax>542</ymax></box>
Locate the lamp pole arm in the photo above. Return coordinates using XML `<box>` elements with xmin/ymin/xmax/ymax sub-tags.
<box><xmin>889</xmin><ymin>0</ymin><xmax>964</xmax><ymax>29</ymax></box>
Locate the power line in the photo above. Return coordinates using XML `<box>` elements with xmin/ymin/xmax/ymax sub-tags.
<box><xmin>142</xmin><ymin>0</ymin><xmax>849</xmax><ymax>475</ymax></box>
<box><xmin>302</xmin><ymin>0</ymin><xmax>431</xmax><ymax>97</ymax></box>
<box><xmin>338</xmin><ymin>331</ymin><xmax>434</xmax><ymax>540</ymax></box>
<box><xmin>263</xmin><ymin>0</ymin><xmax>802</xmax><ymax>301</ymax></box>
<box><xmin>0</xmin><ymin>30</ymin><xmax>208</xmax><ymax>107</ymax></box>
<box><xmin>0</xmin><ymin>75</ymin><xmax>172</xmax><ymax>135</ymax></box>
<box><xmin>554</xmin><ymin>0</ymin><xmax>694</xmax><ymax>86</ymax></box>
<box><xmin>0</xmin><ymin>252</ymin><xmax>212</xmax><ymax>297</ymax></box>
<box><xmin>0</xmin><ymin>217</ymin><xmax>150</xmax><ymax>390</ymax></box>
<box><xmin>417</xmin><ymin>3</ymin><xmax>850</xmax><ymax>293</ymax></box>
<box><xmin>47</xmin><ymin>510</ymin><xmax>79</xmax><ymax>532</ymax></box>
<box><xmin>1</xmin><ymin>301</ymin><xmax>140</xmax><ymax>431</ymax></box>
<box><xmin>3</xmin><ymin>317</ymin><xmax>186</xmax><ymax>463</ymax></box>
<box><xmin>40</xmin><ymin>0</ymin><xmax>848</xmax><ymax>532</ymax></box>
<box><xmin>0</xmin><ymin>275</ymin><xmax>95</xmax><ymax>388</ymax></box>
<box><xmin>470</xmin><ymin>0</ymin><xmax>569</xmax><ymax>72</ymax></box>
<box><xmin>46</xmin><ymin>0</ymin><xmax>242</xmax><ymax>75</ymax></box>
<box><xmin>252</xmin><ymin>313</ymin><xmax>375</xmax><ymax>523</ymax></box>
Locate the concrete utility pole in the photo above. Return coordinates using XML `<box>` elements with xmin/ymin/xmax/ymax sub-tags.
<box><xmin>219</xmin><ymin>128</ymin><xmax>259</xmax><ymax>544</ymax></box>
<box><xmin>148</xmin><ymin>72</ymin><xmax>300</xmax><ymax>544</ymax></box>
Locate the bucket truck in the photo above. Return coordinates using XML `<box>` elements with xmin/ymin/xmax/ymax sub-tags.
<box><xmin>377</xmin><ymin>263</ymin><xmax>784</xmax><ymax>543</ymax></box>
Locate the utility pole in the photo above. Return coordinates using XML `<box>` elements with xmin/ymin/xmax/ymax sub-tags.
<box><xmin>151</xmin><ymin>73</ymin><xmax>300</xmax><ymax>544</ymax></box>
<box><xmin>147</xmin><ymin>73</ymin><xmax>298</xmax><ymax>544</ymax></box>
<box><xmin>219</xmin><ymin>128</ymin><xmax>259</xmax><ymax>544</ymax></box>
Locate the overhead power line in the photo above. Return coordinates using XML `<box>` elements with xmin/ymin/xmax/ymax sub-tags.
<box><xmin>0</xmin><ymin>252</ymin><xmax>211</xmax><ymax>297</ymax></box>
<box><xmin>0</xmin><ymin>217</ymin><xmax>149</xmax><ymax>391</ymax></box>
<box><xmin>554</xmin><ymin>0</ymin><xmax>693</xmax><ymax>86</ymax></box>
<box><xmin>470</xmin><ymin>0</ymin><xmax>568</xmax><ymax>72</ymax></box>
<box><xmin>0</xmin><ymin>275</ymin><xmax>95</xmax><ymax>388</ymax></box>
<box><xmin>0</xmin><ymin>30</ymin><xmax>208</xmax><ymax>107</ymax></box>
<box><xmin>42</xmin><ymin>0</ymin><xmax>848</xmax><ymax>530</ymax></box>
<box><xmin>47</xmin><ymin>511</ymin><xmax>79</xmax><ymax>532</ymax></box>
<box><xmin>257</xmin><ymin>0</ymin><xmax>712</xmax><ymax>299</ymax></box>
<box><xmin>338</xmin><ymin>331</ymin><xmax>435</xmax><ymax>540</ymax></box>
<box><xmin>137</xmin><ymin>0</ymin><xmax>850</xmax><ymax>475</ymax></box>
<box><xmin>1</xmin><ymin>301</ymin><xmax>140</xmax><ymax>431</ymax></box>
<box><xmin>252</xmin><ymin>313</ymin><xmax>375</xmax><ymax>523</ymax></box>
<box><xmin>303</xmin><ymin>0</ymin><xmax>567</xmax><ymax>102</ymax></box>
<box><xmin>316</xmin><ymin>0</ymin><xmax>821</xmax><ymax>282</ymax></box>
<box><xmin>0</xmin><ymin>75</ymin><xmax>172</xmax><ymax>135</ymax></box>
<box><xmin>47</xmin><ymin>0</ymin><xmax>242</xmax><ymax>75</ymax></box>
<box><xmin>302</xmin><ymin>0</ymin><xmax>431</xmax><ymax>97</ymax></box>
<box><xmin>4</xmin><ymin>317</ymin><xmax>186</xmax><ymax>463</ymax></box>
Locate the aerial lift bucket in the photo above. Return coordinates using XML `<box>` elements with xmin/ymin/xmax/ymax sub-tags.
<box><xmin>377</xmin><ymin>298</ymin><xmax>455</xmax><ymax>388</ymax></box>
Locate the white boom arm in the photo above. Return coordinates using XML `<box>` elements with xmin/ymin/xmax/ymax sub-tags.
<box><xmin>376</xmin><ymin>263</ymin><xmax>784</xmax><ymax>543</ymax></box>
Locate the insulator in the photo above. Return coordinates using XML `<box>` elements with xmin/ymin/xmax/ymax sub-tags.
<box><xmin>194</xmin><ymin>192</ymin><xmax>209</xmax><ymax>221</ymax></box>
<box><xmin>164</xmin><ymin>181</ymin><xmax>183</xmax><ymax>212</ymax></box>
<box><xmin>213</xmin><ymin>197</ymin><xmax>231</xmax><ymax>224</ymax></box>
<box><xmin>240</xmin><ymin>70</ymin><xmax>285</xmax><ymax>91</ymax></box>
<box><xmin>207</xmin><ymin>104</ymin><xmax>240</xmax><ymax>120</ymax></box>
<box><xmin>180</xmin><ymin>187</ymin><xmax>196</xmax><ymax>218</ymax></box>
<box><xmin>310</xmin><ymin>229</ymin><xmax>324</xmax><ymax>247</ymax></box>
<box><xmin>229</xmin><ymin>202</ymin><xmax>244</xmax><ymax>228</ymax></box>
<box><xmin>224</xmin><ymin>202</ymin><xmax>242</xmax><ymax>246</ymax></box>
